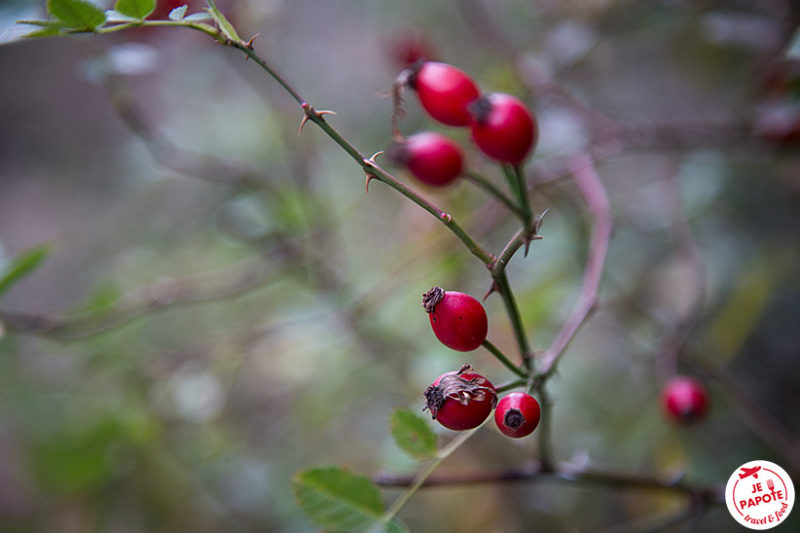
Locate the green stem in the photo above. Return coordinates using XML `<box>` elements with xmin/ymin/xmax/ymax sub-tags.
<box><xmin>496</xmin><ymin>379</ymin><xmax>527</xmax><ymax>394</ymax></box>
<box><xmin>374</xmin><ymin>428</ymin><xmax>478</xmax><ymax>531</ymax></box>
<box><xmin>509</xmin><ymin>164</ymin><xmax>533</xmax><ymax>230</ymax></box>
<box><xmin>537</xmin><ymin>384</ymin><xmax>554</xmax><ymax>471</ymax></box>
<box><xmin>463</xmin><ymin>170</ymin><xmax>525</xmax><ymax>219</ymax></box>
<box><xmin>229</xmin><ymin>44</ymin><xmax>494</xmax><ymax>266</ymax></box>
<box><xmin>482</xmin><ymin>339</ymin><xmax>526</xmax><ymax>378</ymax></box>
<box><xmin>493</xmin><ymin>270</ymin><xmax>532</xmax><ymax>370</ymax></box>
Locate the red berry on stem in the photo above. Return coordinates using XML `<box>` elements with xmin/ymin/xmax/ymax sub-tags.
<box><xmin>494</xmin><ymin>392</ymin><xmax>541</xmax><ymax>438</ymax></box>
<box><xmin>470</xmin><ymin>93</ymin><xmax>538</xmax><ymax>164</ymax></box>
<box><xmin>422</xmin><ymin>287</ymin><xmax>488</xmax><ymax>352</ymax></box>
<box><xmin>661</xmin><ymin>376</ymin><xmax>709</xmax><ymax>425</ymax></box>
<box><xmin>424</xmin><ymin>364</ymin><xmax>496</xmax><ymax>430</ymax></box>
<box><xmin>388</xmin><ymin>132</ymin><xmax>464</xmax><ymax>187</ymax></box>
<box><xmin>410</xmin><ymin>61</ymin><xmax>481</xmax><ymax>127</ymax></box>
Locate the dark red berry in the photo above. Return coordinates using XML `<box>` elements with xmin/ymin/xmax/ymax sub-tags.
<box><xmin>470</xmin><ymin>93</ymin><xmax>537</xmax><ymax>164</ymax></box>
<box><xmin>385</xmin><ymin>33</ymin><xmax>436</xmax><ymax>70</ymax></box>
<box><xmin>424</xmin><ymin>364</ymin><xmax>496</xmax><ymax>430</ymax></box>
<box><xmin>422</xmin><ymin>287</ymin><xmax>488</xmax><ymax>352</ymax></box>
<box><xmin>410</xmin><ymin>62</ymin><xmax>481</xmax><ymax>127</ymax></box>
<box><xmin>388</xmin><ymin>132</ymin><xmax>464</xmax><ymax>187</ymax></box>
<box><xmin>754</xmin><ymin>99</ymin><xmax>800</xmax><ymax>145</ymax></box>
<box><xmin>661</xmin><ymin>376</ymin><xmax>709</xmax><ymax>425</ymax></box>
<box><xmin>494</xmin><ymin>392</ymin><xmax>541</xmax><ymax>438</ymax></box>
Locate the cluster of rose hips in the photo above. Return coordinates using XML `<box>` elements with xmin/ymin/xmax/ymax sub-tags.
<box><xmin>388</xmin><ymin>61</ymin><xmax>538</xmax><ymax>187</ymax></box>
<box><xmin>421</xmin><ymin>287</ymin><xmax>541</xmax><ymax>438</ymax></box>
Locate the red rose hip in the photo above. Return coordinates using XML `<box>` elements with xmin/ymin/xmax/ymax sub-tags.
<box><xmin>410</xmin><ymin>61</ymin><xmax>481</xmax><ymax>127</ymax></box>
<box><xmin>422</xmin><ymin>287</ymin><xmax>488</xmax><ymax>352</ymax></box>
<box><xmin>661</xmin><ymin>376</ymin><xmax>709</xmax><ymax>425</ymax></box>
<box><xmin>424</xmin><ymin>364</ymin><xmax>496</xmax><ymax>430</ymax></box>
<box><xmin>470</xmin><ymin>93</ymin><xmax>538</xmax><ymax>164</ymax></box>
<box><xmin>389</xmin><ymin>132</ymin><xmax>464</xmax><ymax>187</ymax></box>
<box><xmin>494</xmin><ymin>392</ymin><xmax>541</xmax><ymax>438</ymax></box>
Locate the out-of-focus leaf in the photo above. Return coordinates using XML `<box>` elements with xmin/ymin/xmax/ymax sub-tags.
<box><xmin>205</xmin><ymin>0</ymin><xmax>240</xmax><ymax>42</ymax></box>
<box><xmin>704</xmin><ymin>260</ymin><xmax>776</xmax><ymax>362</ymax></box>
<box><xmin>47</xmin><ymin>0</ymin><xmax>106</xmax><ymax>30</ymax></box>
<box><xmin>293</xmin><ymin>466</ymin><xmax>389</xmax><ymax>532</ymax></box>
<box><xmin>0</xmin><ymin>244</ymin><xmax>51</xmax><ymax>300</ymax></box>
<box><xmin>786</xmin><ymin>27</ymin><xmax>800</xmax><ymax>59</ymax></box>
<box><xmin>390</xmin><ymin>408</ymin><xmax>436</xmax><ymax>460</ymax></box>
<box><xmin>183</xmin><ymin>12</ymin><xmax>213</xmax><ymax>22</ymax></box>
<box><xmin>168</xmin><ymin>5</ymin><xmax>187</xmax><ymax>21</ymax></box>
<box><xmin>114</xmin><ymin>0</ymin><xmax>154</xmax><ymax>20</ymax></box>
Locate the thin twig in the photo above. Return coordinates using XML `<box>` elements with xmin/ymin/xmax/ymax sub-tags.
<box><xmin>539</xmin><ymin>153</ymin><xmax>611</xmax><ymax>376</ymax></box>
<box><xmin>0</xmin><ymin>257</ymin><xmax>280</xmax><ymax>341</ymax></box>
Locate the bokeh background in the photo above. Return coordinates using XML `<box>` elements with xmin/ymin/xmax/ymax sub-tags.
<box><xmin>1</xmin><ymin>0</ymin><xmax>799</xmax><ymax>531</ymax></box>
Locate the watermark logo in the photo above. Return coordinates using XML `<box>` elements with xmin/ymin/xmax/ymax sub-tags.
<box><xmin>726</xmin><ymin>460</ymin><xmax>794</xmax><ymax>530</ymax></box>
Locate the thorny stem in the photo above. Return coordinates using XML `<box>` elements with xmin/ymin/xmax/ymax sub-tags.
<box><xmin>230</xmin><ymin>43</ymin><xmax>494</xmax><ymax>265</ymax></box>
<box><xmin>482</xmin><ymin>339</ymin><xmax>526</xmax><ymax>378</ymax></box>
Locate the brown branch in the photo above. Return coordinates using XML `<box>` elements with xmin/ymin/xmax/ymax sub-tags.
<box><xmin>539</xmin><ymin>153</ymin><xmax>612</xmax><ymax>376</ymax></box>
<box><xmin>374</xmin><ymin>459</ymin><xmax>724</xmax><ymax>504</ymax></box>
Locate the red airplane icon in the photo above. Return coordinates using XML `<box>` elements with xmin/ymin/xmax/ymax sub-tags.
<box><xmin>739</xmin><ymin>466</ymin><xmax>761</xmax><ymax>480</ymax></box>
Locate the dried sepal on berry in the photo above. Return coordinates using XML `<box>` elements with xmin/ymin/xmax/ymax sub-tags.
<box><xmin>424</xmin><ymin>364</ymin><xmax>497</xmax><ymax>420</ymax></box>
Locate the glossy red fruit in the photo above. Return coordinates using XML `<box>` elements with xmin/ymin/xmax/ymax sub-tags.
<box><xmin>494</xmin><ymin>392</ymin><xmax>541</xmax><ymax>438</ymax></box>
<box><xmin>661</xmin><ymin>376</ymin><xmax>709</xmax><ymax>425</ymax></box>
<box><xmin>422</xmin><ymin>287</ymin><xmax>488</xmax><ymax>352</ymax></box>
<box><xmin>470</xmin><ymin>93</ymin><xmax>537</xmax><ymax>164</ymax></box>
<box><xmin>424</xmin><ymin>364</ymin><xmax>496</xmax><ymax>430</ymax></box>
<box><xmin>389</xmin><ymin>132</ymin><xmax>464</xmax><ymax>187</ymax></box>
<box><xmin>410</xmin><ymin>61</ymin><xmax>481</xmax><ymax>127</ymax></box>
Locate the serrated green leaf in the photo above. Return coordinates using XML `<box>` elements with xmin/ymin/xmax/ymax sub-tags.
<box><xmin>390</xmin><ymin>409</ymin><xmax>436</xmax><ymax>460</ymax></box>
<box><xmin>114</xmin><ymin>0</ymin><xmax>154</xmax><ymax>20</ymax></box>
<box><xmin>168</xmin><ymin>5</ymin><xmax>187</xmax><ymax>21</ymax></box>
<box><xmin>293</xmin><ymin>466</ymin><xmax>385</xmax><ymax>532</ymax></box>
<box><xmin>205</xmin><ymin>0</ymin><xmax>240</xmax><ymax>42</ymax></box>
<box><xmin>0</xmin><ymin>244</ymin><xmax>51</xmax><ymax>299</ymax></box>
<box><xmin>47</xmin><ymin>0</ymin><xmax>106</xmax><ymax>30</ymax></box>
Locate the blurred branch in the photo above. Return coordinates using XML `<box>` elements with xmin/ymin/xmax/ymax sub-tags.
<box><xmin>374</xmin><ymin>459</ymin><xmax>724</xmax><ymax>504</ymax></box>
<box><xmin>0</xmin><ymin>255</ymin><xmax>281</xmax><ymax>341</ymax></box>
<box><xmin>654</xmin><ymin>162</ymin><xmax>707</xmax><ymax>380</ymax></box>
<box><xmin>103</xmin><ymin>73</ymin><xmax>267</xmax><ymax>189</ymax></box>
<box><xmin>539</xmin><ymin>153</ymin><xmax>611</xmax><ymax>377</ymax></box>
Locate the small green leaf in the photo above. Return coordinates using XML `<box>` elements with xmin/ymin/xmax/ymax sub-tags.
<box><xmin>205</xmin><ymin>0</ymin><xmax>240</xmax><ymax>42</ymax></box>
<box><xmin>168</xmin><ymin>5</ymin><xmax>187</xmax><ymax>21</ymax></box>
<box><xmin>114</xmin><ymin>0</ymin><xmax>155</xmax><ymax>20</ymax></box>
<box><xmin>47</xmin><ymin>0</ymin><xmax>106</xmax><ymax>30</ymax></box>
<box><xmin>390</xmin><ymin>409</ymin><xmax>437</xmax><ymax>460</ymax></box>
<box><xmin>0</xmin><ymin>244</ymin><xmax>51</xmax><ymax>299</ymax></box>
<box><xmin>22</xmin><ymin>27</ymin><xmax>63</xmax><ymax>39</ymax></box>
<box><xmin>293</xmin><ymin>466</ymin><xmax>385</xmax><ymax>531</ymax></box>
